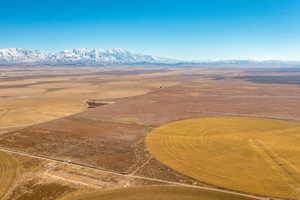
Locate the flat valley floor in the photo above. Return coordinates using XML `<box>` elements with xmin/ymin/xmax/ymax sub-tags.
<box><xmin>1</xmin><ymin>66</ymin><xmax>300</xmax><ymax>200</ymax></box>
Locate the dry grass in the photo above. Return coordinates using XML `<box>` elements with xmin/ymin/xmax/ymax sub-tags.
<box><xmin>60</xmin><ymin>186</ymin><xmax>255</xmax><ymax>200</ymax></box>
<box><xmin>9</xmin><ymin>180</ymin><xmax>74</xmax><ymax>200</ymax></box>
<box><xmin>0</xmin><ymin>97</ymin><xmax>85</xmax><ymax>127</ymax></box>
<box><xmin>0</xmin><ymin>70</ymin><xmax>179</xmax><ymax>128</ymax></box>
<box><xmin>0</xmin><ymin>151</ymin><xmax>18</xmax><ymax>199</ymax></box>
<box><xmin>147</xmin><ymin>117</ymin><xmax>300</xmax><ymax>199</ymax></box>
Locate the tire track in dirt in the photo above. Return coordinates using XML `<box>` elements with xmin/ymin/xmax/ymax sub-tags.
<box><xmin>249</xmin><ymin>139</ymin><xmax>300</xmax><ymax>198</ymax></box>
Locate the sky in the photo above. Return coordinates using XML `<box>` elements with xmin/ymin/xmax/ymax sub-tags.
<box><xmin>0</xmin><ymin>0</ymin><xmax>299</xmax><ymax>61</ymax></box>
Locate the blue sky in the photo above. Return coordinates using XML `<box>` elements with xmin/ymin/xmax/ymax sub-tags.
<box><xmin>0</xmin><ymin>0</ymin><xmax>299</xmax><ymax>60</ymax></box>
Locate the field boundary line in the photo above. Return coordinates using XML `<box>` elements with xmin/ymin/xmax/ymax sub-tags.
<box><xmin>199</xmin><ymin>111</ymin><xmax>300</xmax><ymax>121</ymax></box>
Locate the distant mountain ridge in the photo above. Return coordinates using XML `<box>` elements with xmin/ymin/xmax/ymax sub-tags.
<box><xmin>0</xmin><ymin>48</ymin><xmax>178</xmax><ymax>65</ymax></box>
<box><xmin>0</xmin><ymin>48</ymin><xmax>300</xmax><ymax>67</ymax></box>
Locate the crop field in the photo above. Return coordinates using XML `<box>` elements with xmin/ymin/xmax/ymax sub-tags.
<box><xmin>60</xmin><ymin>186</ymin><xmax>256</xmax><ymax>200</ymax></box>
<box><xmin>0</xmin><ymin>66</ymin><xmax>180</xmax><ymax>128</ymax></box>
<box><xmin>147</xmin><ymin>117</ymin><xmax>300</xmax><ymax>199</ymax></box>
<box><xmin>0</xmin><ymin>151</ymin><xmax>18</xmax><ymax>199</ymax></box>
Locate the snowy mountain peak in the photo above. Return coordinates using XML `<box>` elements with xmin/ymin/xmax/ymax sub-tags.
<box><xmin>0</xmin><ymin>48</ymin><xmax>178</xmax><ymax>65</ymax></box>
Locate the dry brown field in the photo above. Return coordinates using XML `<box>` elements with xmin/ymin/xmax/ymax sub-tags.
<box><xmin>0</xmin><ymin>66</ymin><xmax>180</xmax><ymax>128</ymax></box>
<box><xmin>1</xmin><ymin>66</ymin><xmax>300</xmax><ymax>200</ymax></box>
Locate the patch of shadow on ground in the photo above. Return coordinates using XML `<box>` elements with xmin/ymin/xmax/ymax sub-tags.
<box><xmin>236</xmin><ymin>75</ymin><xmax>300</xmax><ymax>85</ymax></box>
<box><xmin>94</xmin><ymin>69</ymin><xmax>170</xmax><ymax>76</ymax></box>
<box><xmin>245</xmin><ymin>67</ymin><xmax>300</xmax><ymax>73</ymax></box>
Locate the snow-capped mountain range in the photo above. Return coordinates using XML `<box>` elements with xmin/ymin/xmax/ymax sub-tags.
<box><xmin>1</xmin><ymin>48</ymin><xmax>300</xmax><ymax>67</ymax></box>
<box><xmin>0</xmin><ymin>48</ymin><xmax>179</xmax><ymax>65</ymax></box>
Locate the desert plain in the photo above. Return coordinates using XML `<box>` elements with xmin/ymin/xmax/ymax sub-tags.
<box><xmin>1</xmin><ymin>65</ymin><xmax>300</xmax><ymax>200</ymax></box>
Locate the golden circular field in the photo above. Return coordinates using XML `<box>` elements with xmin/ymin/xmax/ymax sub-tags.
<box><xmin>147</xmin><ymin>117</ymin><xmax>300</xmax><ymax>199</ymax></box>
<box><xmin>0</xmin><ymin>151</ymin><xmax>18</xmax><ymax>199</ymax></box>
<box><xmin>61</xmin><ymin>186</ymin><xmax>255</xmax><ymax>200</ymax></box>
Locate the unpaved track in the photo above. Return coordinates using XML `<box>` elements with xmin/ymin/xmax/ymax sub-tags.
<box><xmin>129</xmin><ymin>155</ymin><xmax>153</xmax><ymax>175</ymax></box>
<box><xmin>0</xmin><ymin>146</ymin><xmax>270</xmax><ymax>200</ymax></box>
<box><xmin>45</xmin><ymin>173</ymin><xmax>102</xmax><ymax>189</ymax></box>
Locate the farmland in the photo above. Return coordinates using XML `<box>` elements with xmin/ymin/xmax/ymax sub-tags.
<box><xmin>1</xmin><ymin>66</ymin><xmax>300</xmax><ymax>200</ymax></box>
<box><xmin>147</xmin><ymin>117</ymin><xmax>300</xmax><ymax>199</ymax></box>
<box><xmin>0</xmin><ymin>66</ymin><xmax>178</xmax><ymax>128</ymax></box>
<box><xmin>60</xmin><ymin>186</ymin><xmax>256</xmax><ymax>200</ymax></box>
